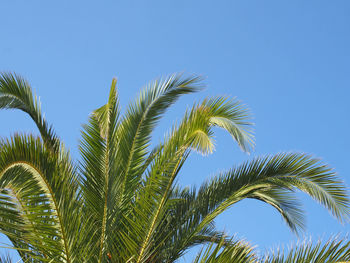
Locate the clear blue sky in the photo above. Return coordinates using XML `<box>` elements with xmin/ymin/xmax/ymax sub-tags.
<box><xmin>1</xmin><ymin>0</ymin><xmax>350</xmax><ymax>261</ymax></box>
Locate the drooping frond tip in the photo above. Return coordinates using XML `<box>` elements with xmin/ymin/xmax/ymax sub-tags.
<box><xmin>1</xmin><ymin>71</ymin><xmax>349</xmax><ymax>263</ymax></box>
<box><xmin>0</xmin><ymin>72</ymin><xmax>60</xmax><ymax>152</ymax></box>
<box><xmin>184</xmin><ymin>96</ymin><xmax>255</xmax><ymax>155</ymax></box>
<box><xmin>204</xmin><ymin>96</ymin><xmax>255</xmax><ymax>153</ymax></box>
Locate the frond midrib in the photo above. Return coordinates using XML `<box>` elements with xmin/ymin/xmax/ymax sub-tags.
<box><xmin>98</xmin><ymin>138</ymin><xmax>111</xmax><ymax>263</ymax></box>
<box><xmin>119</xmin><ymin>94</ymin><xmax>157</xmax><ymax>204</ymax></box>
<box><xmin>1</xmin><ymin>161</ymin><xmax>71</xmax><ymax>263</ymax></box>
<box><xmin>8</xmin><ymin>185</ymin><xmax>49</xmax><ymax>260</ymax></box>
<box><xmin>136</xmin><ymin>154</ymin><xmax>184</xmax><ymax>263</ymax></box>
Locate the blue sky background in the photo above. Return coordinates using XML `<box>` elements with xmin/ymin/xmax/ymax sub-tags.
<box><xmin>1</xmin><ymin>0</ymin><xmax>350</xmax><ymax>261</ymax></box>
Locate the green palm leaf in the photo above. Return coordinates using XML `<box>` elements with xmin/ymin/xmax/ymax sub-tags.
<box><xmin>0</xmin><ymin>135</ymin><xmax>82</xmax><ymax>262</ymax></box>
<box><xmin>133</xmin><ymin>95</ymin><xmax>255</xmax><ymax>262</ymax></box>
<box><xmin>0</xmin><ymin>72</ymin><xmax>348</xmax><ymax>263</ymax></box>
<box><xmin>193</xmin><ymin>236</ymin><xmax>257</xmax><ymax>263</ymax></box>
<box><xmin>190</xmin><ymin>153</ymin><xmax>349</xmax><ymax>237</ymax></box>
<box><xmin>263</xmin><ymin>237</ymin><xmax>350</xmax><ymax>263</ymax></box>
<box><xmin>0</xmin><ymin>73</ymin><xmax>59</xmax><ymax>152</ymax></box>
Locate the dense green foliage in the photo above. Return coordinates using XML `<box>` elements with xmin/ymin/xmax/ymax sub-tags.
<box><xmin>0</xmin><ymin>72</ymin><xmax>349</xmax><ymax>262</ymax></box>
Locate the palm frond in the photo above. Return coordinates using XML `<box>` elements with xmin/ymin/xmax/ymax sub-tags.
<box><xmin>0</xmin><ymin>72</ymin><xmax>59</xmax><ymax>152</ymax></box>
<box><xmin>190</xmin><ymin>153</ymin><xmax>349</xmax><ymax>237</ymax></box>
<box><xmin>94</xmin><ymin>74</ymin><xmax>202</xmax><ymax>261</ymax></box>
<box><xmin>0</xmin><ymin>72</ymin><xmax>349</xmax><ymax>263</ymax></box>
<box><xmin>115</xmin><ymin>73</ymin><xmax>202</xmax><ymax>204</ymax></box>
<box><xmin>133</xmin><ymin>95</ymin><xmax>255</xmax><ymax>262</ymax></box>
<box><xmin>263</xmin><ymin>237</ymin><xmax>350</xmax><ymax>263</ymax></box>
<box><xmin>0</xmin><ymin>135</ymin><xmax>81</xmax><ymax>262</ymax></box>
<box><xmin>193</xmin><ymin>236</ymin><xmax>257</xmax><ymax>263</ymax></box>
<box><xmin>203</xmin><ymin>96</ymin><xmax>254</xmax><ymax>153</ymax></box>
<box><xmin>79</xmin><ymin>78</ymin><xmax>121</xmax><ymax>262</ymax></box>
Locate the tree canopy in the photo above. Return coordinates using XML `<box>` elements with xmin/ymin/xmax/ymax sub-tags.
<box><xmin>0</xmin><ymin>72</ymin><xmax>349</xmax><ymax>262</ymax></box>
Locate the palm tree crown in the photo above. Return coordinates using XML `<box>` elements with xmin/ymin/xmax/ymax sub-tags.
<box><xmin>0</xmin><ymin>72</ymin><xmax>349</xmax><ymax>263</ymax></box>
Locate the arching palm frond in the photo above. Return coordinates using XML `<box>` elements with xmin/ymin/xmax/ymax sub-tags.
<box><xmin>146</xmin><ymin>152</ymin><xmax>349</xmax><ymax>262</ymax></box>
<box><xmin>203</xmin><ymin>96</ymin><xmax>254</xmax><ymax>153</ymax></box>
<box><xmin>191</xmin><ymin>236</ymin><xmax>350</xmax><ymax>263</ymax></box>
<box><xmin>193</xmin><ymin>236</ymin><xmax>257</xmax><ymax>263</ymax></box>
<box><xmin>115</xmin><ymin>73</ymin><xmax>202</xmax><ymax>206</ymax></box>
<box><xmin>0</xmin><ymin>73</ymin><xmax>59</xmax><ymax>152</ymax></box>
<box><xmin>0</xmin><ymin>135</ymin><xmax>82</xmax><ymax>262</ymax></box>
<box><xmin>132</xmin><ymin>95</ymin><xmax>255</xmax><ymax>263</ymax></box>
<box><xmin>0</xmin><ymin>72</ymin><xmax>349</xmax><ymax>263</ymax></box>
<box><xmin>79</xmin><ymin>74</ymin><xmax>203</xmax><ymax>262</ymax></box>
<box><xmin>0</xmin><ymin>73</ymin><xmax>84</xmax><ymax>262</ymax></box>
<box><xmin>183</xmin><ymin>153</ymin><xmax>348</xmax><ymax>240</ymax></box>
<box><xmin>262</xmin><ymin>237</ymin><xmax>350</xmax><ymax>263</ymax></box>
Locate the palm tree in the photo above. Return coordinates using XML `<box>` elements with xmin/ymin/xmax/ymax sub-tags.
<box><xmin>0</xmin><ymin>72</ymin><xmax>349</xmax><ymax>263</ymax></box>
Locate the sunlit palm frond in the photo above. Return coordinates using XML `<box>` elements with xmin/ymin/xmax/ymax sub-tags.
<box><xmin>79</xmin><ymin>78</ymin><xmax>121</xmax><ymax>262</ymax></box>
<box><xmin>132</xmin><ymin>95</ymin><xmax>255</xmax><ymax>263</ymax></box>
<box><xmin>116</xmin><ymin>74</ymin><xmax>202</xmax><ymax>202</ymax></box>
<box><xmin>0</xmin><ymin>72</ymin><xmax>59</xmax><ymax>152</ymax></box>
<box><xmin>262</xmin><ymin>237</ymin><xmax>350</xmax><ymax>263</ymax></box>
<box><xmin>102</xmin><ymin>74</ymin><xmax>202</xmax><ymax>261</ymax></box>
<box><xmin>0</xmin><ymin>72</ymin><xmax>349</xmax><ymax>263</ymax></box>
<box><xmin>0</xmin><ymin>172</ymin><xmax>60</xmax><ymax>262</ymax></box>
<box><xmin>193</xmin><ymin>236</ymin><xmax>257</xmax><ymax>263</ymax></box>
<box><xmin>203</xmin><ymin>96</ymin><xmax>254</xmax><ymax>153</ymax></box>
<box><xmin>189</xmin><ymin>153</ymin><xmax>349</xmax><ymax>238</ymax></box>
<box><xmin>0</xmin><ymin>135</ymin><xmax>81</xmax><ymax>262</ymax></box>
